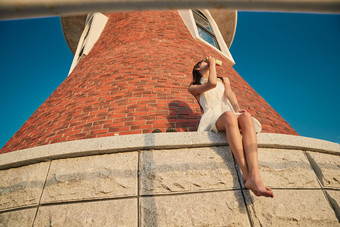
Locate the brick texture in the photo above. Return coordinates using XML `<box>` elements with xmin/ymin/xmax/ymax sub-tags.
<box><xmin>0</xmin><ymin>11</ymin><xmax>298</xmax><ymax>154</ymax></box>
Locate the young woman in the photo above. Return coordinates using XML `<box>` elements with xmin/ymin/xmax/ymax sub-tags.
<box><xmin>188</xmin><ymin>56</ymin><xmax>274</xmax><ymax>198</ymax></box>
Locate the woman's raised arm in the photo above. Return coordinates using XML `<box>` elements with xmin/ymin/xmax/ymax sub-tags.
<box><xmin>188</xmin><ymin>56</ymin><xmax>217</xmax><ymax>97</ymax></box>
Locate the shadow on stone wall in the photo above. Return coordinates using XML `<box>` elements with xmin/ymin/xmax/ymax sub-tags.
<box><xmin>142</xmin><ymin>134</ymin><xmax>158</xmax><ymax>227</ymax></box>
<box><xmin>211</xmin><ymin>145</ymin><xmax>249</xmax><ymax>213</ymax></box>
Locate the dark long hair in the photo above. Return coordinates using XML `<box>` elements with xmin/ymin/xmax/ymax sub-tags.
<box><xmin>192</xmin><ymin>60</ymin><xmax>203</xmax><ymax>85</ymax></box>
<box><xmin>191</xmin><ymin>60</ymin><xmax>223</xmax><ymax>86</ymax></box>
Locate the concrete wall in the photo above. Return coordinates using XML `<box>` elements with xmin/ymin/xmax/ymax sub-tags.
<box><xmin>1</xmin><ymin>132</ymin><xmax>339</xmax><ymax>226</ymax></box>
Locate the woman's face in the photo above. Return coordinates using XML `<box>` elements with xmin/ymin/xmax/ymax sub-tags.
<box><xmin>199</xmin><ymin>61</ymin><xmax>209</xmax><ymax>71</ymax></box>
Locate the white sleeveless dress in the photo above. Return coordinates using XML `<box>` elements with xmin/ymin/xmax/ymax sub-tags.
<box><xmin>197</xmin><ymin>79</ymin><xmax>262</xmax><ymax>133</ymax></box>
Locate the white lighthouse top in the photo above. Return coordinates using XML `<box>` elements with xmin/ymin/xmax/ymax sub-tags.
<box><xmin>61</xmin><ymin>10</ymin><xmax>238</xmax><ymax>55</ymax></box>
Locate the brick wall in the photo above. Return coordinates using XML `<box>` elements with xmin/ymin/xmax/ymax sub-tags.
<box><xmin>0</xmin><ymin>10</ymin><xmax>297</xmax><ymax>154</ymax></box>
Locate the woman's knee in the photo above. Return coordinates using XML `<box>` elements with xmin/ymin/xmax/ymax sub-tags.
<box><xmin>221</xmin><ymin>111</ymin><xmax>237</xmax><ymax>126</ymax></box>
<box><xmin>241</xmin><ymin>111</ymin><xmax>252</xmax><ymax>119</ymax></box>
<box><xmin>238</xmin><ymin>112</ymin><xmax>253</xmax><ymax>126</ymax></box>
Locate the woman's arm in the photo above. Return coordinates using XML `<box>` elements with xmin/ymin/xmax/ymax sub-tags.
<box><xmin>207</xmin><ymin>57</ymin><xmax>217</xmax><ymax>86</ymax></box>
<box><xmin>222</xmin><ymin>77</ymin><xmax>242</xmax><ymax>112</ymax></box>
<box><xmin>188</xmin><ymin>57</ymin><xmax>217</xmax><ymax>97</ymax></box>
<box><xmin>188</xmin><ymin>82</ymin><xmax>215</xmax><ymax>97</ymax></box>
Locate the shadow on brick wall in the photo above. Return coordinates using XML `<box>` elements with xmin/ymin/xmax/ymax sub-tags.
<box><xmin>167</xmin><ymin>100</ymin><xmax>201</xmax><ymax>132</ymax></box>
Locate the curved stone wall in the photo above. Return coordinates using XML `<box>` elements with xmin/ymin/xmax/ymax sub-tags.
<box><xmin>0</xmin><ymin>132</ymin><xmax>339</xmax><ymax>226</ymax></box>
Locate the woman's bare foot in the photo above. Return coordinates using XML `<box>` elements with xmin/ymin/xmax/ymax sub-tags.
<box><xmin>245</xmin><ymin>177</ymin><xmax>274</xmax><ymax>198</ymax></box>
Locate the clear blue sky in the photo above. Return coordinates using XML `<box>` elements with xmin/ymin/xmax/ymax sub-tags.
<box><xmin>0</xmin><ymin>11</ymin><xmax>339</xmax><ymax>150</ymax></box>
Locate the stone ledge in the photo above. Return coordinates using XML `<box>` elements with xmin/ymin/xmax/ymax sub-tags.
<box><xmin>0</xmin><ymin>132</ymin><xmax>339</xmax><ymax>170</ymax></box>
<box><xmin>1</xmin><ymin>135</ymin><xmax>339</xmax><ymax>226</ymax></box>
<box><xmin>258</xmin><ymin>133</ymin><xmax>340</xmax><ymax>155</ymax></box>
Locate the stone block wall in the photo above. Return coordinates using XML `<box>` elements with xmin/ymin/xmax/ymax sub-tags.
<box><xmin>0</xmin><ymin>132</ymin><xmax>339</xmax><ymax>226</ymax></box>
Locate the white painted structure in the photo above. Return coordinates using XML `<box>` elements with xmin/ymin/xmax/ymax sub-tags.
<box><xmin>68</xmin><ymin>12</ymin><xmax>108</xmax><ymax>75</ymax></box>
<box><xmin>179</xmin><ymin>9</ymin><xmax>235</xmax><ymax>64</ymax></box>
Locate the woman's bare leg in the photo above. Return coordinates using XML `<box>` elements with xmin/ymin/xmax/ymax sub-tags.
<box><xmin>238</xmin><ymin>112</ymin><xmax>274</xmax><ymax>198</ymax></box>
<box><xmin>237</xmin><ymin>112</ymin><xmax>258</xmax><ymax>181</ymax></box>
<box><xmin>215</xmin><ymin>111</ymin><xmax>249</xmax><ymax>181</ymax></box>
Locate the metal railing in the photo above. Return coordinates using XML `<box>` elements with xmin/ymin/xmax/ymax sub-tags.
<box><xmin>1</xmin><ymin>0</ymin><xmax>340</xmax><ymax>20</ymax></box>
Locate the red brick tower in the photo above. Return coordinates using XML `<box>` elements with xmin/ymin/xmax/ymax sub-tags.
<box><xmin>0</xmin><ymin>10</ymin><xmax>297</xmax><ymax>154</ymax></box>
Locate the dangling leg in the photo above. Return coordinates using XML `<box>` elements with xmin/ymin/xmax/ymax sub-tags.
<box><xmin>238</xmin><ymin>112</ymin><xmax>274</xmax><ymax>198</ymax></box>
<box><xmin>215</xmin><ymin>111</ymin><xmax>249</xmax><ymax>181</ymax></box>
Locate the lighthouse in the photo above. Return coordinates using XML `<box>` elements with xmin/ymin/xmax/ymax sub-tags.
<box><xmin>0</xmin><ymin>9</ymin><xmax>339</xmax><ymax>226</ymax></box>
<box><xmin>0</xmin><ymin>10</ymin><xmax>297</xmax><ymax>154</ymax></box>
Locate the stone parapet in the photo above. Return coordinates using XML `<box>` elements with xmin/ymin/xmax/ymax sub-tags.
<box><xmin>0</xmin><ymin>132</ymin><xmax>339</xmax><ymax>226</ymax></box>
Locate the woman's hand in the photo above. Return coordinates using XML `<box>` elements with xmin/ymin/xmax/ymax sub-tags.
<box><xmin>207</xmin><ymin>56</ymin><xmax>215</xmax><ymax>65</ymax></box>
<box><xmin>221</xmin><ymin>77</ymin><xmax>229</xmax><ymax>85</ymax></box>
